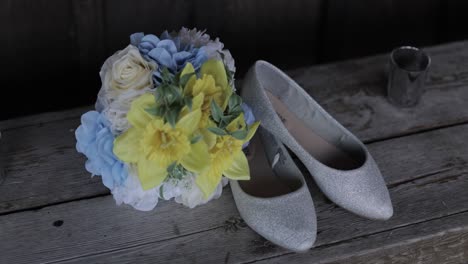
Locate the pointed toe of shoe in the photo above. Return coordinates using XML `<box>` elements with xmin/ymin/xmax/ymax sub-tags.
<box><xmin>349</xmin><ymin>189</ymin><xmax>393</xmax><ymax>220</ymax></box>
<box><xmin>289</xmin><ymin>230</ymin><xmax>317</xmax><ymax>252</ymax></box>
<box><xmin>231</xmin><ymin>181</ymin><xmax>317</xmax><ymax>252</ymax></box>
<box><xmin>317</xmin><ymin>159</ymin><xmax>394</xmax><ymax>220</ymax></box>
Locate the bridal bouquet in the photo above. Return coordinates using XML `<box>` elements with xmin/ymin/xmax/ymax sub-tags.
<box><xmin>75</xmin><ymin>28</ymin><xmax>259</xmax><ymax>211</ymax></box>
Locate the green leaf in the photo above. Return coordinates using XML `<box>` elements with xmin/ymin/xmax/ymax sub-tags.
<box><xmin>165</xmin><ymin>90</ymin><xmax>176</xmax><ymax>104</ymax></box>
<box><xmin>159</xmin><ymin>184</ymin><xmax>165</xmax><ymax>199</ymax></box>
<box><xmin>228</xmin><ymin>94</ymin><xmax>242</xmax><ymax>111</ymax></box>
<box><xmin>145</xmin><ymin>107</ymin><xmax>159</xmax><ymax>116</ymax></box>
<box><xmin>221</xmin><ymin>115</ymin><xmax>233</xmax><ymax>122</ymax></box>
<box><xmin>184</xmin><ymin>97</ymin><xmax>193</xmax><ymax>110</ymax></box>
<box><xmin>230</xmin><ymin>106</ymin><xmax>242</xmax><ymax>115</ymax></box>
<box><xmin>230</xmin><ymin>130</ymin><xmax>248</xmax><ymax>140</ymax></box>
<box><xmin>220</xmin><ymin>115</ymin><xmax>234</xmax><ymax>128</ymax></box>
<box><xmin>166</xmin><ymin>108</ymin><xmax>178</xmax><ymax>128</ymax></box>
<box><xmin>190</xmin><ymin>135</ymin><xmax>202</xmax><ymax>144</ymax></box>
<box><xmin>170</xmin><ymin>84</ymin><xmax>183</xmax><ymax>98</ymax></box>
<box><xmin>161</xmin><ymin>67</ymin><xmax>173</xmax><ymax>84</ymax></box>
<box><xmin>179</xmin><ymin>72</ymin><xmax>196</xmax><ymax>87</ymax></box>
<box><xmin>155</xmin><ymin>85</ymin><xmax>165</xmax><ymax>102</ymax></box>
<box><xmin>207</xmin><ymin>127</ymin><xmax>227</xmax><ymax>136</ymax></box>
<box><xmin>166</xmin><ymin>162</ymin><xmax>188</xmax><ymax>181</ymax></box>
<box><xmin>167</xmin><ymin>162</ymin><xmax>177</xmax><ymax>173</ymax></box>
<box><xmin>210</xmin><ymin>100</ymin><xmax>223</xmax><ymax>122</ymax></box>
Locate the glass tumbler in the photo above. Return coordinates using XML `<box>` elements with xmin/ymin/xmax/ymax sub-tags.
<box><xmin>387</xmin><ymin>46</ymin><xmax>431</xmax><ymax>107</ymax></box>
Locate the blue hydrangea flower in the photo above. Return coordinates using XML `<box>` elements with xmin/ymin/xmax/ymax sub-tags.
<box><xmin>242</xmin><ymin>103</ymin><xmax>255</xmax><ymax>126</ymax></box>
<box><xmin>76</xmin><ymin>111</ymin><xmax>128</xmax><ymax>189</ymax></box>
<box><xmin>130</xmin><ymin>32</ymin><xmax>208</xmax><ymax>84</ymax></box>
<box><xmin>241</xmin><ymin>103</ymin><xmax>256</xmax><ymax>148</ymax></box>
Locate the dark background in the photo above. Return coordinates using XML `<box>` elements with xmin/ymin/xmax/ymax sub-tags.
<box><xmin>1</xmin><ymin>0</ymin><xmax>467</xmax><ymax>120</ymax></box>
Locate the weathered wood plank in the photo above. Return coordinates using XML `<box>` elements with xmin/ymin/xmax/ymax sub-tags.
<box><xmin>48</xmin><ymin>164</ymin><xmax>468</xmax><ymax>264</ymax></box>
<box><xmin>288</xmin><ymin>40</ymin><xmax>468</xmax><ymax>142</ymax></box>
<box><xmin>0</xmin><ymin>118</ymin><xmax>108</xmax><ymax>214</ymax></box>
<box><xmin>255</xmin><ymin>211</ymin><xmax>468</xmax><ymax>264</ymax></box>
<box><xmin>0</xmin><ymin>105</ymin><xmax>91</xmax><ymax>131</ymax></box>
<box><xmin>2</xmin><ymin>122</ymin><xmax>468</xmax><ymax>263</ymax></box>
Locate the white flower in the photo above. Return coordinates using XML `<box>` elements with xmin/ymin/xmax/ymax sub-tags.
<box><xmin>177</xmin><ymin>28</ymin><xmax>236</xmax><ymax>77</ymax></box>
<box><xmin>173</xmin><ymin>176</ymin><xmax>228</xmax><ymax>209</ymax></box>
<box><xmin>112</xmin><ymin>169</ymin><xmax>159</xmax><ymax>211</ymax></box>
<box><xmin>111</xmin><ymin>168</ymin><xmax>228</xmax><ymax>211</ymax></box>
<box><xmin>178</xmin><ymin>27</ymin><xmax>211</xmax><ymax>47</ymax></box>
<box><xmin>96</xmin><ymin>45</ymin><xmax>156</xmax><ymax>134</ymax></box>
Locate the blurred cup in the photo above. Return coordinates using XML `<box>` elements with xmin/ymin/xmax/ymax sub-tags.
<box><xmin>387</xmin><ymin>46</ymin><xmax>431</xmax><ymax>107</ymax></box>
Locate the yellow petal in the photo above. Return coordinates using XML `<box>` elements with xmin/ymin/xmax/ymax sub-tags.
<box><xmin>180</xmin><ymin>140</ymin><xmax>211</xmax><ymax>174</ymax></box>
<box><xmin>181</xmin><ymin>62</ymin><xmax>195</xmax><ymax>76</ymax></box>
<box><xmin>180</xmin><ymin>93</ymin><xmax>204</xmax><ymax>118</ymax></box>
<box><xmin>113</xmin><ymin>128</ymin><xmax>140</xmax><ymax>163</ymax></box>
<box><xmin>245</xmin><ymin>121</ymin><xmax>260</xmax><ymax>143</ymax></box>
<box><xmin>226</xmin><ymin>113</ymin><xmax>246</xmax><ymax>133</ymax></box>
<box><xmin>196</xmin><ymin>168</ymin><xmax>222</xmax><ymax>198</ymax></box>
<box><xmin>127</xmin><ymin>93</ymin><xmax>156</xmax><ymax>129</ymax></box>
<box><xmin>223</xmin><ymin>151</ymin><xmax>250</xmax><ymax>180</ymax></box>
<box><xmin>181</xmin><ymin>63</ymin><xmax>196</xmax><ymax>93</ymax></box>
<box><xmin>200</xmin><ymin>59</ymin><xmax>228</xmax><ymax>89</ymax></box>
<box><xmin>191</xmin><ymin>92</ymin><xmax>204</xmax><ymax>110</ymax></box>
<box><xmin>200</xmin><ymin>128</ymin><xmax>217</xmax><ymax>149</ymax></box>
<box><xmin>221</xmin><ymin>87</ymin><xmax>232</xmax><ymax>110</ymax></box>
<box><xmin>137</xmin><ymin>158</ymin><xmax>168</xmax><ymax>190</ymax></box>
<box><xmin>176</xmin><ymin>109</ymin><xmax>201</xmax><ymax>134</ymax></box>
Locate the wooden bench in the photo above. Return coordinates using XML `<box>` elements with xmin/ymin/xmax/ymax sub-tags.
<box><xmin>1</xmin><ymin>40</ymin><xmax>468</xmax><ymax>264</ymax></box>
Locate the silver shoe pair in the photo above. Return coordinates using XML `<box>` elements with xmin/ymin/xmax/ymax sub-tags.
<box><xmin>231</xmin><ymin>61</ymin><xmax>393</xmax><ymax>252</ymax></box>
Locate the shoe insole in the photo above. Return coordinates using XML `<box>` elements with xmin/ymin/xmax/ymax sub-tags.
<box><xmin>266</xmin><ymin>91</ymin><xmax>361</xmax><ymax>170</ymax></box>
<box><xmin>240</xmin><ymin>134</ymin><xmax>294</xmax><ymax>197</ymax></box>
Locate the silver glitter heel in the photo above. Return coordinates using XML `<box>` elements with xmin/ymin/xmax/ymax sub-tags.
<box><xmin>241</xmin><ymin>60</ymin><xmax>393</xmax><ymax>220</ymax></box>
<box><xmin>230</xmin><ymin>127</ymin><xmax>317</xmax><ymax>252</ymax></box>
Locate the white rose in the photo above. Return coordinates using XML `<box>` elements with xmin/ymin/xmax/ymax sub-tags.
<box><xmin>96</xmin><ymin>45</ymin><xmax>156</xmax><ymax>134</ymax></box>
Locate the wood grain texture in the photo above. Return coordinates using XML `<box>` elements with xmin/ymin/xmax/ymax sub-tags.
<box><xmin>287</xmin><ymin>40</ymin><xmax>468</xmax><ymax>142</ymax></box>
<box><xmin>255</xmin><ymin>211</ymin><xmax>468</xmax><ymax>264</ymax></box>
<box><xmin>2</xmin><ymin>122</ymin><xmax>468</xmax><ymax>263</ymax></box>
<box><xmin>0</xmin><ymin>118</ymin><xmax>108</xmax><ymax>214</ymax></box>
<box><xmin>0</xmin><ymin>105</ymin><xmax>91</xmax><ymax>131</ymax></box>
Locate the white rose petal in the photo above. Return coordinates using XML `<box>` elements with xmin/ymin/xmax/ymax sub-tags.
<box><xmin>96</xmin><ymin>45</ymin><xmax>156</xmax><ymax>134</ymax></box>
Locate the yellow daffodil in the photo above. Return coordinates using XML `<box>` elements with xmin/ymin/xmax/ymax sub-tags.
<box><xmin>196</xmin><ymin>113</ymin><xmax>260</xmax><ymax>197</ymax></box>
<box><xmin>113</xmin><ymin>93</ymin><xmax>210</xmax><ymax>190</ymax></box>
<box><xmin>181</xmin><ymin>60</ymin><xmax>232</xmax><ymax>128</ymax></box>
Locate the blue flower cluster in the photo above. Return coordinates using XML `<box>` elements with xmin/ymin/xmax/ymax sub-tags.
<box><xmin>131</xmin><ymin>32</ymin><xmax>207</xmax><ymax>84</ymax></box>
<box><xmin>75</xmin><ymin>111</ymin><xmax>128</xmax><ymax>189</ymax></box>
